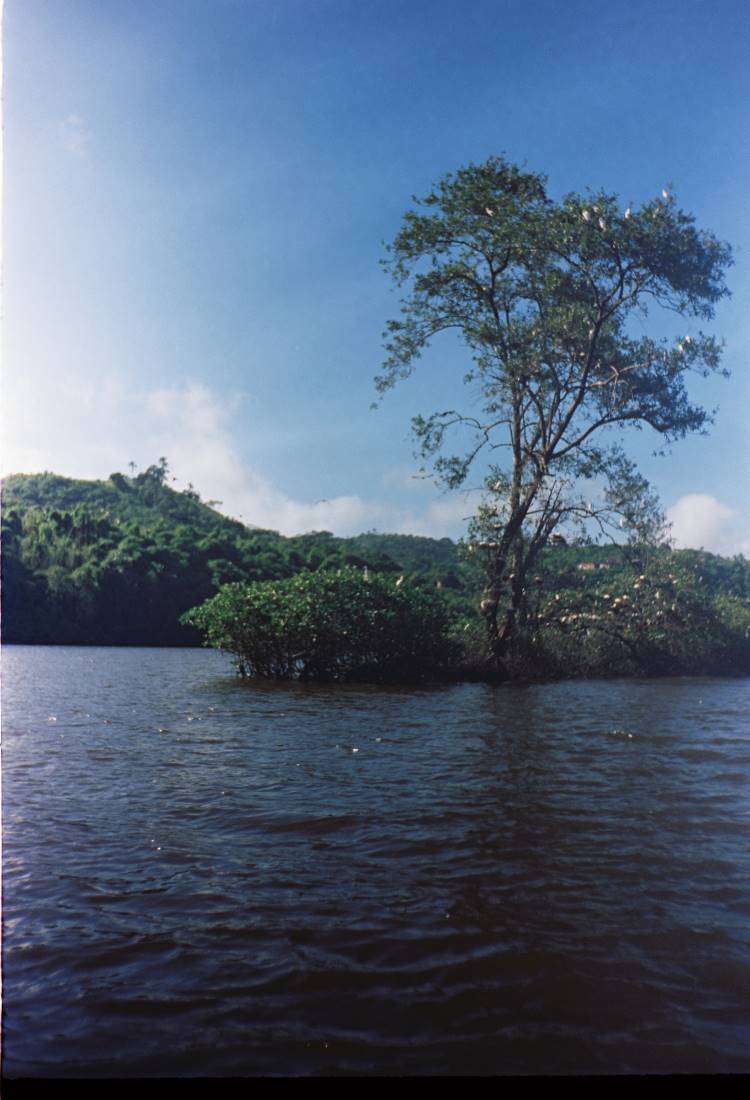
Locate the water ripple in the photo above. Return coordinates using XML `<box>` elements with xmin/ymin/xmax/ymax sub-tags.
<box><xmin>3</xmin><ymin>646</ymin><xmax>750</xmax><ymax>1076</ymax></box>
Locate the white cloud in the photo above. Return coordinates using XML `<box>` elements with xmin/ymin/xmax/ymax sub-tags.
<box><xmin>397</xmin><ymin>493</ymin><xmax>477</xmax><ymax>537</ymax></box>
<box><xmin>1</xmin><ymin>374</ymin><xmax>471</xmax><ymax>539</ymax></box>
<box><xmin>6</xmin><ymin>372</ymin><xmax>746</xmax><ymax>550</ymax></box>
<box><xmin>667</xmin><ymin>494</ymin><xmax>750</xmax><ymax>556</ymax></box>
<box><xmin>1</xmin><ymin>370</ymin><xmax>135</xmax><ymax>479</ymax></box>
<box><xmin>145</xmin><ymin>383</ymin><xmax>231</xmax><ymax>437</ymax></box>
<box><xmin>151</xmin><ymin>385</ymin><xmax>472</xmax><ymax>537</ymax></box>
<box><xmin>58</xmin><ymin>114</ymin><xmax>92</xmax><ymax>156</ymax></box>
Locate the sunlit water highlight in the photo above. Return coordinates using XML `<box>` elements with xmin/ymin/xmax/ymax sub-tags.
<box><xmin>3</xmin><ymin>646</ymin><xmax>750</xmax><ymax>1076</ymax></box>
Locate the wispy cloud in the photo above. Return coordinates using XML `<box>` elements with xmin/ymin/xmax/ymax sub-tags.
<box><xmin>667</xmin><ymin>494</ymin><xmax>750</xmax><ymax>556</ymax></box>
<box><xmin>144</xmin><ymin>383</ymin><xmax>472</xmax><ymax>537</ymax></box>
<box><xmin>5</xmin><ymin>371</ymin><xmax>750</xmax><ymax>549</ymax></box>
<box><xmin>57</xmin><ymin>114</ymin><xmax>92</xmax><ymax>156</ymax></box>
<box><xmin>1</xmin><ymin>375</ymin><xmax>471</xmax><ymax>539</ymax></box>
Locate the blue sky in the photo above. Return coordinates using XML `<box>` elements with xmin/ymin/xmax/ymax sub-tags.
<box><xmin>3</xmin><ymin>0</ymin><xmax>748</xmax><ymax>551</ymax></box>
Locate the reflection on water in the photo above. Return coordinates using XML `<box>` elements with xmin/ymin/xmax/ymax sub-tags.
<box><xmin>3</xmin><ymin>646</ymin><xmax>750</xmax><ymax>1075</ymax></box>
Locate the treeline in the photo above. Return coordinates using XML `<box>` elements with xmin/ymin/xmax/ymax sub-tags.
<box><xmin>2</xmin><ymin>467</ymin><xmax>749</xmax><ymax>678</ymax></box>
<box><xmin>0</xmin><ymin>466</ymin><xmax>475</xmax><ymax>646</ymax></box>
<box><xmin>186</xmin><ymin>549</ymin><xmax>750</xmax><ymax>682</ymax></box>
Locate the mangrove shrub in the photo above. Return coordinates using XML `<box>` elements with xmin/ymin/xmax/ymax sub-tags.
<box><xmin>182</xmin><ymin>566</ymin><xmax>459</xmax><ymax>681</ymax></box>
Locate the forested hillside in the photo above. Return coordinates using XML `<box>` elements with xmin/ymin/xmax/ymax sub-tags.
<box><xmin>2</xmin><ymin>465</ymin><xmax>749</xmax><ymax>677</ymax></box>
<box><xmin>0</xmin><ymin>465</ymin><xmax>476</xmax><ymax>645</ymax></box>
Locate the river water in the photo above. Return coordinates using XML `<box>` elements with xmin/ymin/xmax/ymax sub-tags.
<box><xmin>3</xmin><ymin>645</ymin><xmax>750</xmax><ymax>1076</ymax></box>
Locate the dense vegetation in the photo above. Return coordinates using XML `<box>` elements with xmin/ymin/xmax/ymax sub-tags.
<box><xmin>182</xmin><ymin>568</ymin><xmax>459</xmax><ymax>682</ymax></box>
<box><xmin>1</xmin><ymin>466</ymin><xmax>473</xmax><ymax>646</ymax></box>
<box><xmin>499</xmin><ymin>548</ymin><xmax>750</xmax><ymax>679</ymax></box>
<box><xmin>2</xmin><ymin>467</ymin><xmax>749</xmax><ymax>679</ymax></box>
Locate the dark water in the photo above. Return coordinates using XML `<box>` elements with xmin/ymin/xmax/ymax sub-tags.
<box><xmin>3</xmin><ymin>646</ymin><xmax>750</xmax><ymax>1076</ymax></box>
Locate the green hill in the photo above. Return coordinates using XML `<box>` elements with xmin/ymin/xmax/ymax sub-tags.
<box><xmin>1</xmin><ymin>466</ymin><xmax>473</xmax><ymax>645</ymax></box>
<box><xmin>1</xmin><ymin>467</ymin><xmax>245</xmax><ymax>537</ymax></box>
<box><xmin>2</xmin><ymin>466</ymin><xmax>749</xmax><ymax>677</ymax></box>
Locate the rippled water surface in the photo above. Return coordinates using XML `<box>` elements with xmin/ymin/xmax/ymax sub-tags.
<box><xmin>3</xmin><ymin>646</ymin><xmax>750</xmax><ymax>1076</ymax></box>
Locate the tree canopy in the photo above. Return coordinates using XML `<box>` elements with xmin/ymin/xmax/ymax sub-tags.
<box><xmin>378</xmin><ymin>157</ymin><xmax>733</xmax><ymax>668</ymax></box>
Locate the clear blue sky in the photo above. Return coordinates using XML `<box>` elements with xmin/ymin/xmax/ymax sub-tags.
<box><xmin>3</xmin><ymin>0</ymin><xmax>748</xmax><ymax>551</ymax></box>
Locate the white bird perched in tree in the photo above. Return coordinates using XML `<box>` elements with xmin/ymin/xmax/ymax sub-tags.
<box><xmin>582</xmin><ymin>209</ymin><xmax>591</xmax><ymax>222</ymax></box>
<box><xmin>395</xmin><ymin>575</ymin><xmax>405</xmax><ymax>587</ymax></box>
<box><xmin>598</xmin><ymin>217</ymin><xmax>606</xmax><ymax>230</ymax></box>
<box><xmin>484</xmin><ymin>206</ymin><xmax>495</xmax><ymax>216</ymax></box>
<box><xmin>662</xmin><ymin>188</ymin><xmax>670</xmax><ymax>200</ymax></box>
<box><xmin>624</xmin><ymin>207</ymin><xmax>632</xmax><ymax>219</ymax></box>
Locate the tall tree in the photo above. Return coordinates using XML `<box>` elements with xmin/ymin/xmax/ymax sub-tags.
<box><xmin>378</xmin><ymin>157</ymin><xmax>732</xmax><ymax>668</ymax></box>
